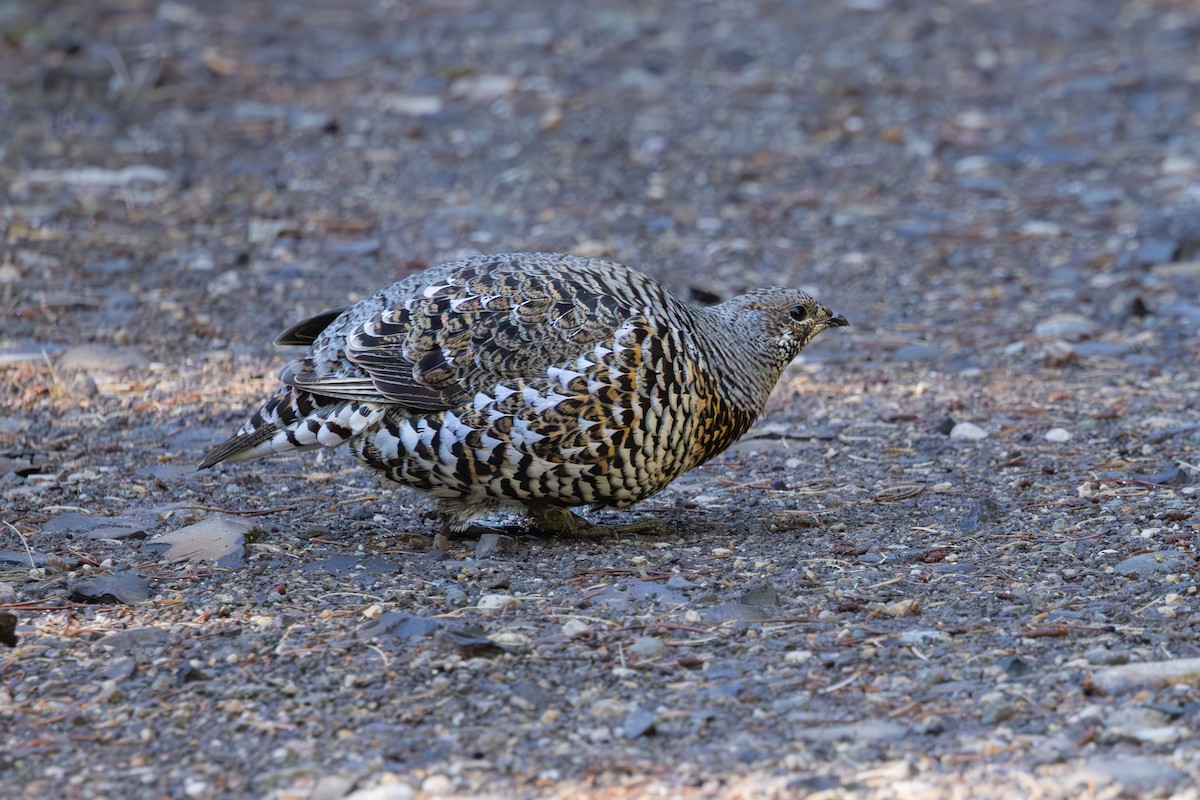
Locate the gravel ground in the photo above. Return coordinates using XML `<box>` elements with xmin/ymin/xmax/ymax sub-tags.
<box><xmin>3</xmin><ymin>0</ymin><xmax>1200</xmax><ymax>798</ymax></box>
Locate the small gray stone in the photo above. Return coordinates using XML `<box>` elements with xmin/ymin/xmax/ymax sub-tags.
<box><xmin>475</xmin><ymin>533</ymin><xmax>519</xmax><ymax>559</ymax></box>
<box><xmin>793</xmin><ymin>720</ymin><xmax>908</xmax><ymax>742</ymax></box>
<box><xmin>978</xmin><ymin>691</ymin><xmax>1016</xmax><ymax>725</ymax></box>
<box><xmin>1033</xmin><ymin>313</ymin><xmax>1096</xmax><ymax>342</ymax></box>
<box><xmin>896</xmin><ymin>629</ymin><xmax>949</xmax><ymax>646</ymax></box>
<box><xmin>70</xmin><ymin>573</ymin><xmax>151</xmax><ymax>605</ymax></box>
<box><xmin>101</xmin><ymin>656</ymin><xmax>137</xmax><ymax>680</ymax></box>
<box><xmin>1069</xmin><ymin>757</ymin><xmax>1188</xmax><ymax>796</ymax></box>
<box><xmin>97</xmin><ymin>627</ymin><xmax>170</xmax><ymax>652</ymax></box>
<box><xmin>738</xmin><ymin>583</ymin><xmax>781</xmax><ymax>608</ymax></box>
<box><xmin>703</xmin><ymin>602</ymin><xmax>772</xmax><ymax>623</ymax></box>
<box><xmin>85</xmin><ymin>525</ymin><xmax>149</xmax><ymax>541</ymax></box>
<box><xmin>357</xmin><ymin>612</ymin><xmax>441</xmax><ymax>641</ymax></box>
<box><xmin>58</xmin><ymin>344</ymin><xmax>149</xmax><ymax>373</ymax></box>
<box><xmin>302</xmin><ymin>555</ymin><xmax>402</xmax><ymax>577</ymax></box>
<box><xmin>623</xmin><ymin>708</ymin><xmax>657</xmax><ymax>739</ymax></box>
<box><xmin>1113</xmin><ymin>550</ymin><xmax>1189</xmax><ymax>578</ymax></box>
<box><xmin>627</xmin><ymin>635</ymin><xmax>669</xmax><ymax>662</ymax></box>
<box><xmin>665</xmin><ymin>574</ymin><xmax>700</xmax><ymax>590</ymax></box>
<box><xmin>42</xmin><ymin>512</ymin><xmax>109</xmax><ymax>535</ymax></box>
<box><xmin>443</xmin><ymin>585</ymin><xmax>468</xmax><ymax>608</ymax></box>
<box><xmin>509</xmin><ymin>679</ymin><xmax>553</xmax><ymax>712</ymax></box>
<box><xmin>1085</xmin><ymin>647</ymin><xmax>1129</xmax><ymax>666</ymax></box>
<box><xmin>1134</xmin><ymin>238</ymin><xmax>1179</xmax><ymax>266</ymax></box>
<box><xmin>0</xmin><ymin>549</ymin><xmax>44</xmax><ymax>567</ymax></box>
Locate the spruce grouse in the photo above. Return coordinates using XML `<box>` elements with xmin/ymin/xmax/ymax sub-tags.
<box><xmin>200</xmin><ymin>253</ymin><xmax>848</xmax><ymax>535</ymax></box>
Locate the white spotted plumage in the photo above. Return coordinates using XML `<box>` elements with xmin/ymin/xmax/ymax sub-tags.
<box><xmin>200</xmin><ymin>253</ymin><xmax>847</xmax><ymax>534</ymax></box>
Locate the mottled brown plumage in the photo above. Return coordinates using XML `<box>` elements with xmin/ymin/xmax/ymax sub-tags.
<box><xmin>200</xmin><ymin>253</ymin><xmax>847</xmax><ymax>534</ymax></box>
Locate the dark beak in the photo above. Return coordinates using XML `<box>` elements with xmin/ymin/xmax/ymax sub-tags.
<box><xmin>828</xmin><ymin>312</ymin><xmax>849</xmax><ymax>328</ymax></box>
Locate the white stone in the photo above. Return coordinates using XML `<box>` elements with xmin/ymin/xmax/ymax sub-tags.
<box><xmin>949</xmin><ymin>422</ymin><xmax>989</xmax><ymax>441</ymax></box>
<box><xmin>477</xmin><ymin>593</ymin><xmax>520</xmax><ymax>610</ymax></box>
<box><xmin>1044</xmin><ymin>427</ymin><xmax>1072</xmax><ymax>443</ymax></box>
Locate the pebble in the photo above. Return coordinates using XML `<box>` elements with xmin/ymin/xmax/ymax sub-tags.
<box><xmin>378</xmin><ymin>93</ymin><xmax>443</xmax><ymax>116</ymax></box>
<box><xmin>978</xmin><ymin>691</ymin><xmax>1016</xmax><ymax>725</ymax></box>
<box><xmin>896</xmin><ymin>629</ymin><xmax>949</xmax><ymax>646</ymax></box>
<box><xmin>1019</xmin><ymin>220</ymin><xmax>1061</xmax><ymax>237</ymax></box>
<box><xmin>1043</xmin><ymin>427</ymin><xmax>1072</xmax><ymax>443</ymax></box>
<box><xmin>665</xmin><ymin>574</ymin><xmax>700</xmax><ymax>591</ymax></box>
<box><xmin>627</xmin><ymin>635</ymin><xmax>669</xmax><ymax>662</ymax></box>
<box><xmin>442</xmin><ymin>585</ymin><xmax>468</xmax><ymax>608</ymax></box>
<box><xmin>1084</xmin><ymin>647</ymin><xmax>1129</xmax><ymax>666</ymax></box>
<box><xmin>738</xmin><ymin>583</ymin><xmax>780</xmax><ymax>608</ymax></box>
<box><xmin>477</xmin><ymin>593</ymin><xmax>520</xmax><ymax>610</ymax></box>
<box><xmin>949</xmin><ymin>422</ymin><xmax>988</xmax><ymax>441</ymax></box>
<box><xmin>884</xmin><ymin>598</ymin><xmax>919</xmax><ymax>617</ymax></box>
<box><xmin>147</xmin><ymin>517</ymin><xmax>256</xmax><ymax>568</ymax></box>
<box><xmin>561</xmin><ymin>618</ymin><xmax>591</xmax><ymax>638</ymax></box>
<box><xmin>623</xmin><ymin>708</ymin><xmax>657</xmax><ymax>739</ymax></box>
<box><xmin>1033</xmin><ymin>313</ymin><xmax>1096</xmax><ymax>342</ymax></box>
<box><xmin>1092</xmin><ymin>657</ymin><xmax>1200</xmax><ymax>693</ymax></box>
<box><xmin>475</xmin><ymin>533</ymin><xmax>519</xmax><ymax>559</ymax></box>
<box><xmin>308</xmin><ymin>774</ymin><xmax>359</xmax><ymax>800</ymax></box>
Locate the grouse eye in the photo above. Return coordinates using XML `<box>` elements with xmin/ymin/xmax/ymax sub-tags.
<box><xmin>788</xmin><ymin>305</ymin><xmax>809</xmax><ymax>323</ymax></box>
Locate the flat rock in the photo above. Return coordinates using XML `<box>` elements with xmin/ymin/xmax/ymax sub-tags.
<box><xmin>1033</xmin><ymin>313</ymin><xmax>1096</xmax><ymax>341</ymax></box>
<box><xmin>1113</xmin><ymin>550</ymin><xmax>1189</xmax><ymax>578</ymax></box>
<box><xmin>792</xmin><ymin>720</ymin><xmax>909</xmax><ymax>742</ymax></box>
<box><xmin>147</xmin><ymin>517</ymin><xmax>256</xmax><ymax>568</ymax></box>
<box><xmin>302</xmin><ymin>555</ymin><xmax>403</xmax><ymax>576</ymax></box>
<box><xmin>42</xmin><ymin>511</ymin><xmax>110</xmax><ymax>535</ymax></box>
<box><xmin>702</xmin><ymin>601</ymin><xmax>772</xmax><ymax>623</ymax></box>
<box><xmin>85</xmin><ymin>523</ymin><xmax>151</xmax><ymax>541</ymax></box>
<box><xmin>1068</xmin><ymin>757</ymin><xmax>1188</xmax><ymax>796</ymax></box>
<box><xmin>0</xmin><ymin>549</ymin><xmax>44</xmax><ymax>567</ymax></box>
<box><xmin>97</xmin><ymin>626</ymin><xmax>170</xmax><ymax>652</ymax></box>
<box><xmin>57</xmin><ymin>344</ymin><xmax>149</xmax><ymax>372</ymax></box>
<box><xmin>1092</xmin><ymin>657</ymin><xmax>1200</xmax><ymax>693</ymax></box>
<box><xmin>356</xmin><ymin>612</ymin><xmax>442</xmax><ymax>641</ymax></box>
<box><xmin>738</xmin><ymin>583</ymin><xmax>781</xmax><ymax>608</ymax></box>
<box><xmin>70</xmin><ymin>573</ymin><xmax>151</xmax><ymax>605</ymax></box>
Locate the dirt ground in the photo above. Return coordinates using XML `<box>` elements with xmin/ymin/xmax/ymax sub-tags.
<box><xmin>3</xmin><ymin>0</ymin><xmax>1200</xmax><ymax>798</ymax></box>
